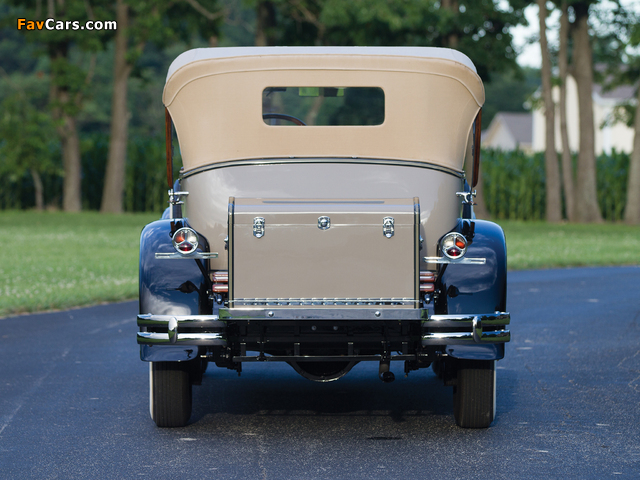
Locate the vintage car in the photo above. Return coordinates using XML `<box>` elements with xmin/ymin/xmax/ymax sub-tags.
<box><xmin>137</xmin><ymin>46</ymin><xmax>510</xmax><ymax>428</ymax></box>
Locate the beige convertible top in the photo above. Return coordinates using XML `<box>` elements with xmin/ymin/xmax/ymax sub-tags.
<box><xmin>164</xmin><ymin>47</ymin><xmax>484</xmax><ymax>173</ymax></box>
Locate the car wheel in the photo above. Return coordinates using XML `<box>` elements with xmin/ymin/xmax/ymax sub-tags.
<box><xmin>453</xmin><ymin>359</ymin><xmax>496</xmax><ymax>428</ymax></box>
<box><xmin>149</xmin><ymin>362</ymin><xmax>192</xmax><ymax>427</ymax></box>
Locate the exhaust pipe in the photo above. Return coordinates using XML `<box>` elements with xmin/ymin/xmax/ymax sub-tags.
<box><xmin>378</xmin><ymin>361</ymin><xmax>395</xmax><ymax>383</ymax></box>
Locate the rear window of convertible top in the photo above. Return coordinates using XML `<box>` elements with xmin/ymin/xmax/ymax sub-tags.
<box><xmin>262</xmin><ymin>87</ymin><xmax>384</xmax><ymax>126</ymax></box>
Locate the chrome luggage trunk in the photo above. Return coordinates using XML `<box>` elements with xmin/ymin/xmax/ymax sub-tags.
<box><xmin>228</xmin><ymin>197</ymin><xmax>420</xmax><ymax>308</ymax></box>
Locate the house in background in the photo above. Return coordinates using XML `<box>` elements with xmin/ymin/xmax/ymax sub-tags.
<box><xmin>482</xmin><ymin>112</ymin><xmax>533</xmax><ymax>153</ymax></box>
<box><xmin>483</xmin><ymin>74</ymin><xmax>635</xmax><ymax>155</ymax></box>
<box><xmin>532</xmin><ymin>74</ymin><xmax>635</xmax><ymax>154</ymax></box>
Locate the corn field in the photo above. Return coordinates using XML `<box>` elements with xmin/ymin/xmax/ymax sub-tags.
<box><xmin>0</xmin><ymin>142</ymin><xmax>632</xmax><ymax>221</ymax></box>
<box><xmin>481</xmin><ymin>148</ymin><xmax>630</xmax><ymax>221</ymax></box>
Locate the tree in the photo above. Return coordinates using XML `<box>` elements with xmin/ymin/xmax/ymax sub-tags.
<box><xmin>557</xmin><ymin>0</ymin><xmax>575</xmax><ymax>221</ymax></box>
<box><xmin>615</xmin><ymin>20</ymin><xmax>640</xmax><ymax>224</ymax></box>
<box><xmin>571</xmin><ymin>1</ymin><xmax>603</xmax><ymax>222</ymax></box>
<box><xmin>0</xmin><ymin>89</ymin><xmax>60</xmax><ymax>210</ymax></box>
<box><xmin>43</xmin><ymin>1</ymin><xmax>108</xmax><ymax>211</ymax></box>
<box><xmin>100</xmin><ymin>0</ymin><xmax>222</xmax><ymax>213</ymax></box>
<box><xmin>101</xmin><ymin>0</ymin><xmax>132</xmax><ymax>213</ymax></box>
<box><xmin>6</xmin><ymin>0</ymin><xmax>110</xmax><ymax>211</ymax></box>
<box><xmin>538</xmin><ymin>0</ymin><xmax>562</xmax><ymax>222</ymax></box>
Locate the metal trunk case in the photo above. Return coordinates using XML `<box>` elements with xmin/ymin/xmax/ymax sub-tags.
<box><xmin>228</xmin><ymin>198</ymin><xmax>420</xmax><ymax>307</ymax></box>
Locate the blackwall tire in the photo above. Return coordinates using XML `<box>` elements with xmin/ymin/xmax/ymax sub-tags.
<box><xmin>149</xmin><ymin>362</ymin><xmax>192</xmax><ymax>428</ymax></box>
<box><xmin>453</xmin><ymin>359</ymin><xmax>496</xmax><ymax>428</ymax></box>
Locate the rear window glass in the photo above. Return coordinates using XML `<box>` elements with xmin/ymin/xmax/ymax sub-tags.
<box><xmin>262</xmin><ymin>87</ymin><xmax>384</xmax><ymax>126</ymax></box>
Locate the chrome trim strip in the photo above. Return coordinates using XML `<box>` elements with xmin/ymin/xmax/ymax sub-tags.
<box><xmin>155</xmin><ymin>251</ymin><xmax>219</xmax><ymax>259</ymax></box>
<box><xmin>422</xmin><ymin>330</ymin><xmax>510</xmax><ymax>344</ymax></box>
<box><xmin>230</xmin><ymin>298</ymin><xmax>419</xmax><ymax>307</ymax></box>
<box><xmin>137</xmin><ymin>314</ymin><xmax>227</xmax><ymax>346</ymax></box>
<box><xmin>137</xmin><ymin>314</ymin><xmax>225</xmax><ymax>328</ymax></box>
<box><xmin>422</xmin><ymin>312</ymin><xmax>510</xmax><ymax>327</ymax></box>
<box><xmin>137</xmin><ymin>332</ymin><xmax>226</xmax><ymax>345</ymax></box>
<box><xmin>221</xmin><ymin>307</ymin><xmax>429</xmax><ymax>320</ymax></box>
<box><xmin>422</xmin><ymin>256</ymin><xmax>486</xmax><ymax>265</ymax></box>
<box><xmin>422</xmin><ymin>311</ymin><xmax>510</xmax><ymax>344</ymax></box>
<box><xmin>180</xmin><ymin>157</ymin><xmax>465</xmax><ymax>180</ymax></box>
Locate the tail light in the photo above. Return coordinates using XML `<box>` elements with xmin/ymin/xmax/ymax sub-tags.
<box><xmin>441</xmin><ymin>232</ymin><xmax>467</xmax><ymax>259</ymax></box>
<box><xmin>172</xmin><ymin>227</ymin><xmax>199</xmax><ymax>254</ymax></box>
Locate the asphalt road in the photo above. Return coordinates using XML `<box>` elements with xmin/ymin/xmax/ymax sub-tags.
<box><xmin>1</xmin><ymin>266</ymin><xmax>639</xmax><ymax>479</ymax></box>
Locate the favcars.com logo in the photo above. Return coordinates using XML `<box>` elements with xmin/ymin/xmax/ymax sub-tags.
<box><xmin>17</xmin><ymin>18</ymin><xmax>117</xmax><ymax>31</ymax></box>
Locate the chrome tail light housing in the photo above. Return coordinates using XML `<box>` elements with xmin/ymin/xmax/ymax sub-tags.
<box><xmin>441</xmin><ymin>232</ymin><xmax>467</xmax><ymax>259</ymax></box>
<box><xmin>172</xmin><ymin>227</ymin><xmax>199</xmax><ymax>254</ymax></box>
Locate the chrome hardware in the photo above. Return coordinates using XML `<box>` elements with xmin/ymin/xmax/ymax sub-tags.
<box><xmin>155</xmin><ymin>251</ymin><xmax>219</xmax><ymax>260</ymax></box>
<box><xmin>253</xmin><ymin>217</ymin><xmax>265</xmax><ymax>238</ymax></box>
<box><xmin>456</xmin><ymin>190</ymin><xmax>476</xmax><ymax>205</ymax></box>
<box><xmin>167</xmin><ymin>317</ymin><xmax>178</xmax><ymax>344</ymax></box>
<box><xmin>318</xmin><ymin>216</ymin><xmax>331</xmax><ymax>230</ymax></box>
<box><xmin>383</xmin><ymin>216</ymin><xmax>395</xmax><ymax>238</ymax></box>
<box><xmin>168</xmin><ymin>189</ymin><xmax>189</xmax><ymax>220</ymax></box>
<box><xmin>421</xmin><ymin>311</ymin><xmax>511</xmax><ymax>345</ymax></box>
<box><xmin>441</xmin><ymin>232</ymin><xmax>467</xmax><ymax>259</ymax></box>
<box><xmin>423</xmin><ymin>256</ymin><xmax>486</xmax><ymax>265</ymax></box>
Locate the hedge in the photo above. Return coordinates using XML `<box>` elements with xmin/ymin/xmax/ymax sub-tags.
<box><xmin>0</xmin><ymin>140</ymin><xmax>632</xmax><ymax>221</ymax></box>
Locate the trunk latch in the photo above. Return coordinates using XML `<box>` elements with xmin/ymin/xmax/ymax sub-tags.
<box><xmin>318</xmin><ymin>216</ymin><xmax>331</xmax><ymax>230</ymax></box>
<box><xmin>383</xmin><ymin>216</ymin><xmax>395</xmax><ymax>238</ymax></box>
<box><xmin>253</xmin><ymin>217</ymin><xmax>265</xmax><ymax>238</ymax></box>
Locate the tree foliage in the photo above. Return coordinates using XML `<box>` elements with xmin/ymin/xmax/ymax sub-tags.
<box><xmin>0</xmin><ymin>0</ymin><xmax>637</xmax><ymax>221</ymax></box>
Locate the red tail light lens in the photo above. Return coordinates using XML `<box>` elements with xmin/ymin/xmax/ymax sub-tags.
<box><xmin>172</xmin><ymin>227</ymin><xmax>199</xmax><ymax>255</ymax></box>
<box><xmin>441</xmin><ymin>232</ymin><xmax>467</xmax><ymax>260</ymax></box>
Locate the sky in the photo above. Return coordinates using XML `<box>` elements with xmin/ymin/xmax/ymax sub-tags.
<box><xmin>511</xmin><ymin>5</ymin><xmax>544</xmax><ymax>68</ymax></box>
<box><xmin>510</xmin><ymin>0</ymin><xmax>640</xmax><ymax>69</ymax></box>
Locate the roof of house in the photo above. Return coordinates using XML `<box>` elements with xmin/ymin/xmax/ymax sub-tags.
<box><xmin>593</xmin><ymin>83</ymin><xmax>636</xmax><ymax>101</ymax></box>
<box><xmin>489</xmin><ymin>112</ymin><xmax>532</xmax><ymax>145</ymax></box>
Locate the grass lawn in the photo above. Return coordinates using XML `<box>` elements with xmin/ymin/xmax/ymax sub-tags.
<box><xmin>0</xmin><ymin>212</ymin><xmax>638</xmax><ymax>317</ymax></box>
<box><xmin>0</xmin><ymin>211</ymin><xmax>157</xmax><ymax>317</ymax></box>
<box><xmin>502</xmin><ymin>220</ymin><xmax>640</xmax><ymax>270</ymax></box>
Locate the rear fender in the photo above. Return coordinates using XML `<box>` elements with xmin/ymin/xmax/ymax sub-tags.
<box><xmin>139</xmin><ymin>219</ymin><xmax>210</xmax><ymax>318</ymax></box>
<box><xmin>436</xmin><ymin>219</ymin><xmax>507</xmax><ymax>360</ymax></box>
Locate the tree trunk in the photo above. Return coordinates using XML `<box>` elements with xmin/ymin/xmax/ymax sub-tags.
<box><xmin>441</xmin><ymin>0</ymin><xmax>459</xmax><ymax>48</ymax></box>
<box><xmin>558</xmin><ymin>1</ymin><xmax>575</xmax><ymax>221</ymax></box>
<box><xmin>52</xmin><ymin>84</ymin><xmax>82</xmax><ymax>212</ymax></box>
<box><xmin>572</xmin><ymin>2</ymin><xmax>602</xmax><ymax>223</ymax></box>
<box><xmin>538</xmin><ymin>0</ymin><xmax>562</xmax><ymax>222</ymax></box>
<box><xmin>624</xmin><ymin>84</ymin><xmax>640</xmax><ymax>224</ymax></box>
<box><xmin>30</xmin><ymin>168</ymin><xmax>44</xmax><ymax>211</ymax></box>
<box><xmin>60</xmin><ymin>111</ymin><xmax>82</xmax><ymax>212</ymax></box>
<box><xmin>255</xmin><ymin>1</ymin><xmax>276</xmax><ymax>46</ymax></box>
<box><xmin>101</xmin><ymin>0</ymin><xmax>132</xmax><ymax>214</ymax></box>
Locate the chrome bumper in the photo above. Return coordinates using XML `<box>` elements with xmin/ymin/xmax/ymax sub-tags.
<box><xmin>421</xmin><ymin>312</ymin><xmax>511</xmax><ymax>345</ymax></box>
<box><xmin>137</xmin><ymin>314</ymin><xmax>227</xmax><ymax>346</ymax></box>
<box><xmin>137</xmin><ymin>309</ymin><xmax>510</xmax><ymax>346</ymax></box>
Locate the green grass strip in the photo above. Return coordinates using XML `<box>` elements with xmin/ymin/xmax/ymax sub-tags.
<box><xmin>502</xmin><ymin>220</ymin><xmax>640</xmax><ymax>270</ymax></box>
<box><xmin>0</xmin><ymin>211</ymin><xmax>157</xmax><ymax>317</ymax></box>
<box><xmin>0</xmin><ymin>212</ymin><xmax>638</xmax><ymax>317</ymax></box>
